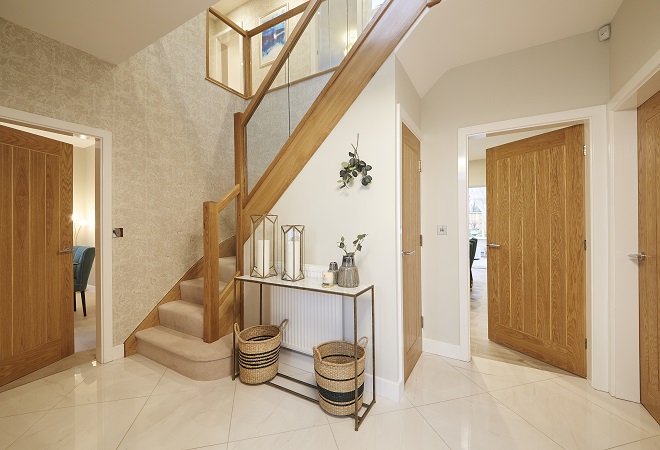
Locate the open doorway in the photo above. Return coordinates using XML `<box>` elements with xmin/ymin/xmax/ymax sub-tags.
<box><xmin>466</xmin><ymin>124</ymin><xmax>587</xmax><ymax>375</ymax></box>
<box><xmin>72</xmin><ymin>141</ymin><xmax>97</xmax><ymax>355</ymax></box>
<box><xmin>0</xmin><ymin>106</ymin><xmax>114</xmax><ymax>391</ymax></box>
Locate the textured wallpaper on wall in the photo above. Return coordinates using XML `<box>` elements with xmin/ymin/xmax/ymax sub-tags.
<box><xmin>0</xmin><ymin>14</ymin><xmax>243</xmax><ymax>346</ymax></box>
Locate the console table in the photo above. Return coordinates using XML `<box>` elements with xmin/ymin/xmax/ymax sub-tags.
<box><xmin>233</xmin><ymin>275</ymin><xmax>376</xmax><ymax>431</ymax></box>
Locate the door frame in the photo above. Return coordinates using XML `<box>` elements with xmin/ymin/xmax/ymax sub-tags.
<box><xmin>457</xmin><ymin>105</ymin><xmax>608</xmax><ymax>391</ymax></box>
<box><xmin>0</xmin><ymin>105</ymin><xmax>119</xmax><ymax>364</ymax></box>
<box><xmin>395</xmin><ymin>105</ymin><xmax>423</xmax><ymax>395</ymax></box>
<box><xmin>607</xmin><ymin>50</ymin><xmax>660</xmax><ymax>402</ymax></box>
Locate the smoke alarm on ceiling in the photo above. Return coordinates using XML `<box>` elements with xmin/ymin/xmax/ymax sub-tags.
<box><xmin>599</xmin><ymin>24</ymin><xmax>611</xmax><ymax>42</ymax></box>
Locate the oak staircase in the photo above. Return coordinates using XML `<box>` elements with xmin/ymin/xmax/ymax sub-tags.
<box><xmin>124</xmin><ymin>0</ymin><xmax>437</xmax><ymax>380</ymax></box>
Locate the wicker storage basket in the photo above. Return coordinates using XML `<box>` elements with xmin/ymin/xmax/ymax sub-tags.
<box><xmin>313</xmin><ymin>337</ymin><xmax>368</xmax><ymax>416</ymax></box>
<box><xmin>235</xmin><ymin>319</ymin><xmax>288</xmax><ymax>385</ymax></box>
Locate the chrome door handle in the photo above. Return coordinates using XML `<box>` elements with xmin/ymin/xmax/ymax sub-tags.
<box><xmin>628</xmin><ymin>253</ymin><xmax>647</xmax><ymax>261</ymax></box>
<box><xmin>58</xmin><ymin>247</ymin><xmax>73</xmax><ymax>254</ymax></box>
<box><xmin>402</xmin><ymin>250</ymin><xmax>416</xmax><ymax>256</ymax></box>
<box><xmin>486</xmin><ymin>243</ymin><xmax>501</xmax><ymax>248</ymax></box>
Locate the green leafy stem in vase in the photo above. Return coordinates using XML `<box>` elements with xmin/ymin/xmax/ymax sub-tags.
<box><xmin>338</xmin><ymin>234</ymin><xmax>367</xmax><ymax>257</ymax></box>
<box><xmin>338</xmin><ymin>134</ymin><xmax>373</xmax><ymax>188</ymax></box>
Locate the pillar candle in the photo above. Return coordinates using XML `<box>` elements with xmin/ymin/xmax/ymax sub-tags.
<box><xmin>255</xmin><ymin>239</ymin><xmax>270</xmax><ymax>275</ymax></box>
<box><xmin>285</xmin><ymin>238</ymin><xmax>300</xmax><ymax>278</ymax></box>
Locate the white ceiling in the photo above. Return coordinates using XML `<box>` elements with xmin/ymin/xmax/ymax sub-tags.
<box><xmin>0</xmin><ymin>0</ymin><xmax>219</xmax><ymax>64</ymax></box>
<box><xmin>396</xmin><ymin>0</ymin><xmax>624</xmax><ymax>97</ymax></box>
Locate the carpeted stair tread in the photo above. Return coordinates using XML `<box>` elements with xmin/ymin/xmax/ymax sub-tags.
<box><xmin>219</xmin><ymin>256</ymin><xmax>236</xmax><ymax>284</ymax></box>
<box><xmin>136</xmin><ymin>326</ymin><xmax>232</xmax><ymax>362</ymax></box>
<box><xmin>136</xmin><ymin>327</ymin><xmax>233</xmax><ymax>381</ymax></box>
<box><xmin>158</xmin><ymin>300</ymin><xmax>203</xmax><ymax>339</ymax></box>
<box><xmin>180</xmin><ymin>278</ymin><xmax>228</xmax><ymax>305</ymax></box>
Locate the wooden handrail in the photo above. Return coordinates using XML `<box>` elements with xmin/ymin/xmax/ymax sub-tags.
<box><xmin>216</xmin><ymin>184</ymin><xmax>240</xmax><ymax>210</ymax></box>
<box><xmin>242</xmin><ymin>0</ymin><xmax>325</xmax><ymax>126</ymax></box>
<box><xmin>202</xmin><ymin>184</ymin><xmax>241</xmax><ymax>343</ymax></box>
<box><xmin>209</xmin><ymin>7</ymin><xmax>248</xmax><ymax>37</ymax></box>
<box><xmin>427</xmin><ymin>0</ymin><xmax>442</xmax><ymax>6</ymax></box>
<box><xmin>247</xmin><ymin>2</ymin><xmax>310</xmax><ymax>37</ymax></box>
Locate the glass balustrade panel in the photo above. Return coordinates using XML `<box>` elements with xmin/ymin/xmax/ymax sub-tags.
<box><xmin>244</xmin><ymin>0</ymin><xmax>387</xmax><ymax>194</ymax></box>
<box><xmin>208</xmin><ymin>13</ymin><xmax>245</xmax><ymax>95</ymax></box>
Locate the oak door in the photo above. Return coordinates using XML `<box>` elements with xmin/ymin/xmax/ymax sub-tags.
<box><xmin>639</xmin><ymin>89</ymin><xmax>660</xmax><ymax>422</ymax></box>
<box><xmin>0</xmin><ymin>124</ymin><xmax>74</xmax><ymax>387</ymax></box>
<box><xmin>486</xmin><ymin>125</ymin><xmax>586</xmax><ymax>377</ymax></box>
<box><xmin>402</xmin><ymin>124</ymin><xmax>422</xmax><ymax>382</ymax></box>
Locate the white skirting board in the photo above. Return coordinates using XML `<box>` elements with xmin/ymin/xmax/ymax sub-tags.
<box><xmin>279</xmin><ymin>348</ymin><xmax>402</xmax><ymax>401</ymax></box>
<box><xmin>111</xmin><ymin>344</ymin><xmax>125</xmax><ymax>362</ymax></box>
<box><xmin>423</xmin><ymin>338</ymin><xmax>466</xmax><ymax>362</ymax></box>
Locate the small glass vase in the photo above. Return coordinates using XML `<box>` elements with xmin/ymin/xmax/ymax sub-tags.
<box><xmin>338</xmin><ymin>255</ymin><xmax>359</xmax><ymax>288</ymax></box>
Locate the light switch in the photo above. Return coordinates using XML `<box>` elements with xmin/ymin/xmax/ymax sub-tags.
<box><xmin>437</xmin><ymin>225</ymin><xmax>447</xmax><ymax>235</ymax></box>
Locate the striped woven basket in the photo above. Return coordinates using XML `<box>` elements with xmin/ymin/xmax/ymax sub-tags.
<box><xmin>313</xmin><ymin>337</ymin><xmax>368</xmax><ymax>416</ymax></box>
<box><xmin>235</xmin><ymin>319</ymin><xmax>288</xmax><ymax>385</ymax></box>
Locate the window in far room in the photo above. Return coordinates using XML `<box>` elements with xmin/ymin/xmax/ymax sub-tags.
<box><xmin>468</xmin><ymin>186</ymin><xmax>487</xmax><ymax>239</ymax></box>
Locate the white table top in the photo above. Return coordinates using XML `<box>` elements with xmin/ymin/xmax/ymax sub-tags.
<box><xmin>235</xmin><ymin>275</ymin><xmax>374</xmax><ymax>297</ymax></box>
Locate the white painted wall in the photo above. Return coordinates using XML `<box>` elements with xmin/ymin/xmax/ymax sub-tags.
<box><xmin>395</xmin><ymin>57</ymin><xmax>421</xmax><ymax>130</ymax></box>
<box><xmin>270</xmin><ymin>56</ymin><xmax>401</xmax><ymax>396</ymax></box>
<box><xmin>418</xmin><ymin>31</ymin><xmax>609</xmax><ymax>347</ymax></box>
<box><xmin>608</xmin><ymin>109</ymin><xmax>640</xmax><ymax>401</ymax></box>
<box><xmin>73</xmin><ymin>145</ymin><xmax>97</xmax><ymax>286</ymax></box>
<box><xmin>609</xmin><ymin>0</ymin><xmax>660</xmax><ymax>98</ymax></box>
<box><xmin>468</xmin><ymin>160</ymin><xmax>485</xmax><ymax>187</ymax></box>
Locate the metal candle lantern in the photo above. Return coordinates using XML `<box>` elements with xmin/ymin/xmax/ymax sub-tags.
<box><xmin>281</xmin><ymin>225</ymin><xmax>304</xmax><ymax>281</ymax></box>
<box><xmin>250</xmin><ymin>214</ymin><xmax>278</xmax><ymax>278</ymax></box>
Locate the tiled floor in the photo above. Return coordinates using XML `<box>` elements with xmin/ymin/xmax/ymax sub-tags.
<box><xmin>1</xmin><ymin>269</ymin><xmax>657</xmax><ymax>449</ymax></box>
<box><xmin>0</xmin><ymin>353</ymin><xmax>658</xmax><ymax>449</ymax></box>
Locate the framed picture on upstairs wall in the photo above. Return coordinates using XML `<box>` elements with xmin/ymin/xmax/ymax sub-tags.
<box><xmin>259</xmin><ymin>4</ymin><xmax>288</xmax><ymax>67</ymax></box>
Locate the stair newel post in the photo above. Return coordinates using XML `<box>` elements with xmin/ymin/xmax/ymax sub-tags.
<box><xmin>203</xmin><ymin>201</ymin><xmax>221</xmax><ymax>343</ymax></box>
<box><xmin>234</xmin><ymin>111</ymin><xmax>247</xmax><ymax>329</ymax></box>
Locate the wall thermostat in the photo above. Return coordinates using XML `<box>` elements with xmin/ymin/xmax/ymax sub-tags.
<box><xmin>598</xmin><ymin>24</ymin><xmax>611</xmax><ymax>42</ymax></box>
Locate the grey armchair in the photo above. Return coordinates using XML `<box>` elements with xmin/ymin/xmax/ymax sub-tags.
<box><xmin>73</xmin><ymin>245</ymin><xmax>95</xmax><ymax>316</ymax></box>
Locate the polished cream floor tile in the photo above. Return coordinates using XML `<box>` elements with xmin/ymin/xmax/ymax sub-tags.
<box><xmin>615</xmin><ymin>435</ymin><xmax>660</xmax><ymax>449</ymax></box>
<box><xmin>9</xmin><ymin>397</ymin><xmax>147</xmax><ymax>450</ymax></box>
<box><xmin>491</xmin><ymin>380</ymin><xmax>652</xmax><ymax>449</ymax></box>
<box><xmin>443</xmin><ymin>354</ymin><xmax>561</xmax><ymax>382</ymax></box>
<box><xmin>0</xmin><ymin>411</ymin><xmax>46</xmax><ymax>450</ymax></box>
<box><xmin>228</xmin><ymin>382</ymin><xmax>329</xmax><ymax>441</ymax></box>
<box><xmin>551</xmin><ymin>376</ymin><xmax>660</xmax><ymax>436</ymax></box>
<box><xmin>2</xmin><ymin>350</ymin><xmax>659</xmax><ymax>449</ymax></box>
<box><xmin>418</xmin><ymin>393</ymin><xmax>562</xmax><ymax>449</ymax></box>
<box><xmin>56</xmin><ymin>357</ymin><xmax>166</xmax><ymax>407</ymax></box>
<box><xmin>325</xmin><ymin>390</ymin><xmax>414</xmax><ymax>424</ymax></box>
<box><xmin>451</xmin><ymin>357</ymin><xmax>561</xmax><ymax>392</ymax></box>
<box><xmin>0</xmin><ymin>366</ymin><xmax>88</xmax><ymax>417</ymax></box>
<box><xmin>227</xmin><ymin>425</ymin><xmax>337</xmax><ymax>450</ymax></box>
<box><xmin>330</xmin><ymin>408</ymin><xmax>449</xmax><ymax>450</ymax></box>
<box><xmin>118</xmin><ymin>385</ymin><xmax>236</xmax><ymax>449</ymax></box>
<box><xmin>151</xmin><ymin>369</ymin><xmax>235</xmax><ymax>396</ymax></box>
<box><xmin>404</xmin><ymin>354</ymin><xmax>485</xmax><ymax>406</ymax></box>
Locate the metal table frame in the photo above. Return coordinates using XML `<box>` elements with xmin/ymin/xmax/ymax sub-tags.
<box><xmin>233</xmin><ymin>275</ymin><xmax>376</xmax><ymax>431</ymax></box>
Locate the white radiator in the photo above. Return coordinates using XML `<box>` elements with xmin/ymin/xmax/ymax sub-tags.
<box><xmin>270</xmin><ymin>265</ymin><xmax>343</xmax><ymax>355</ymax></box>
